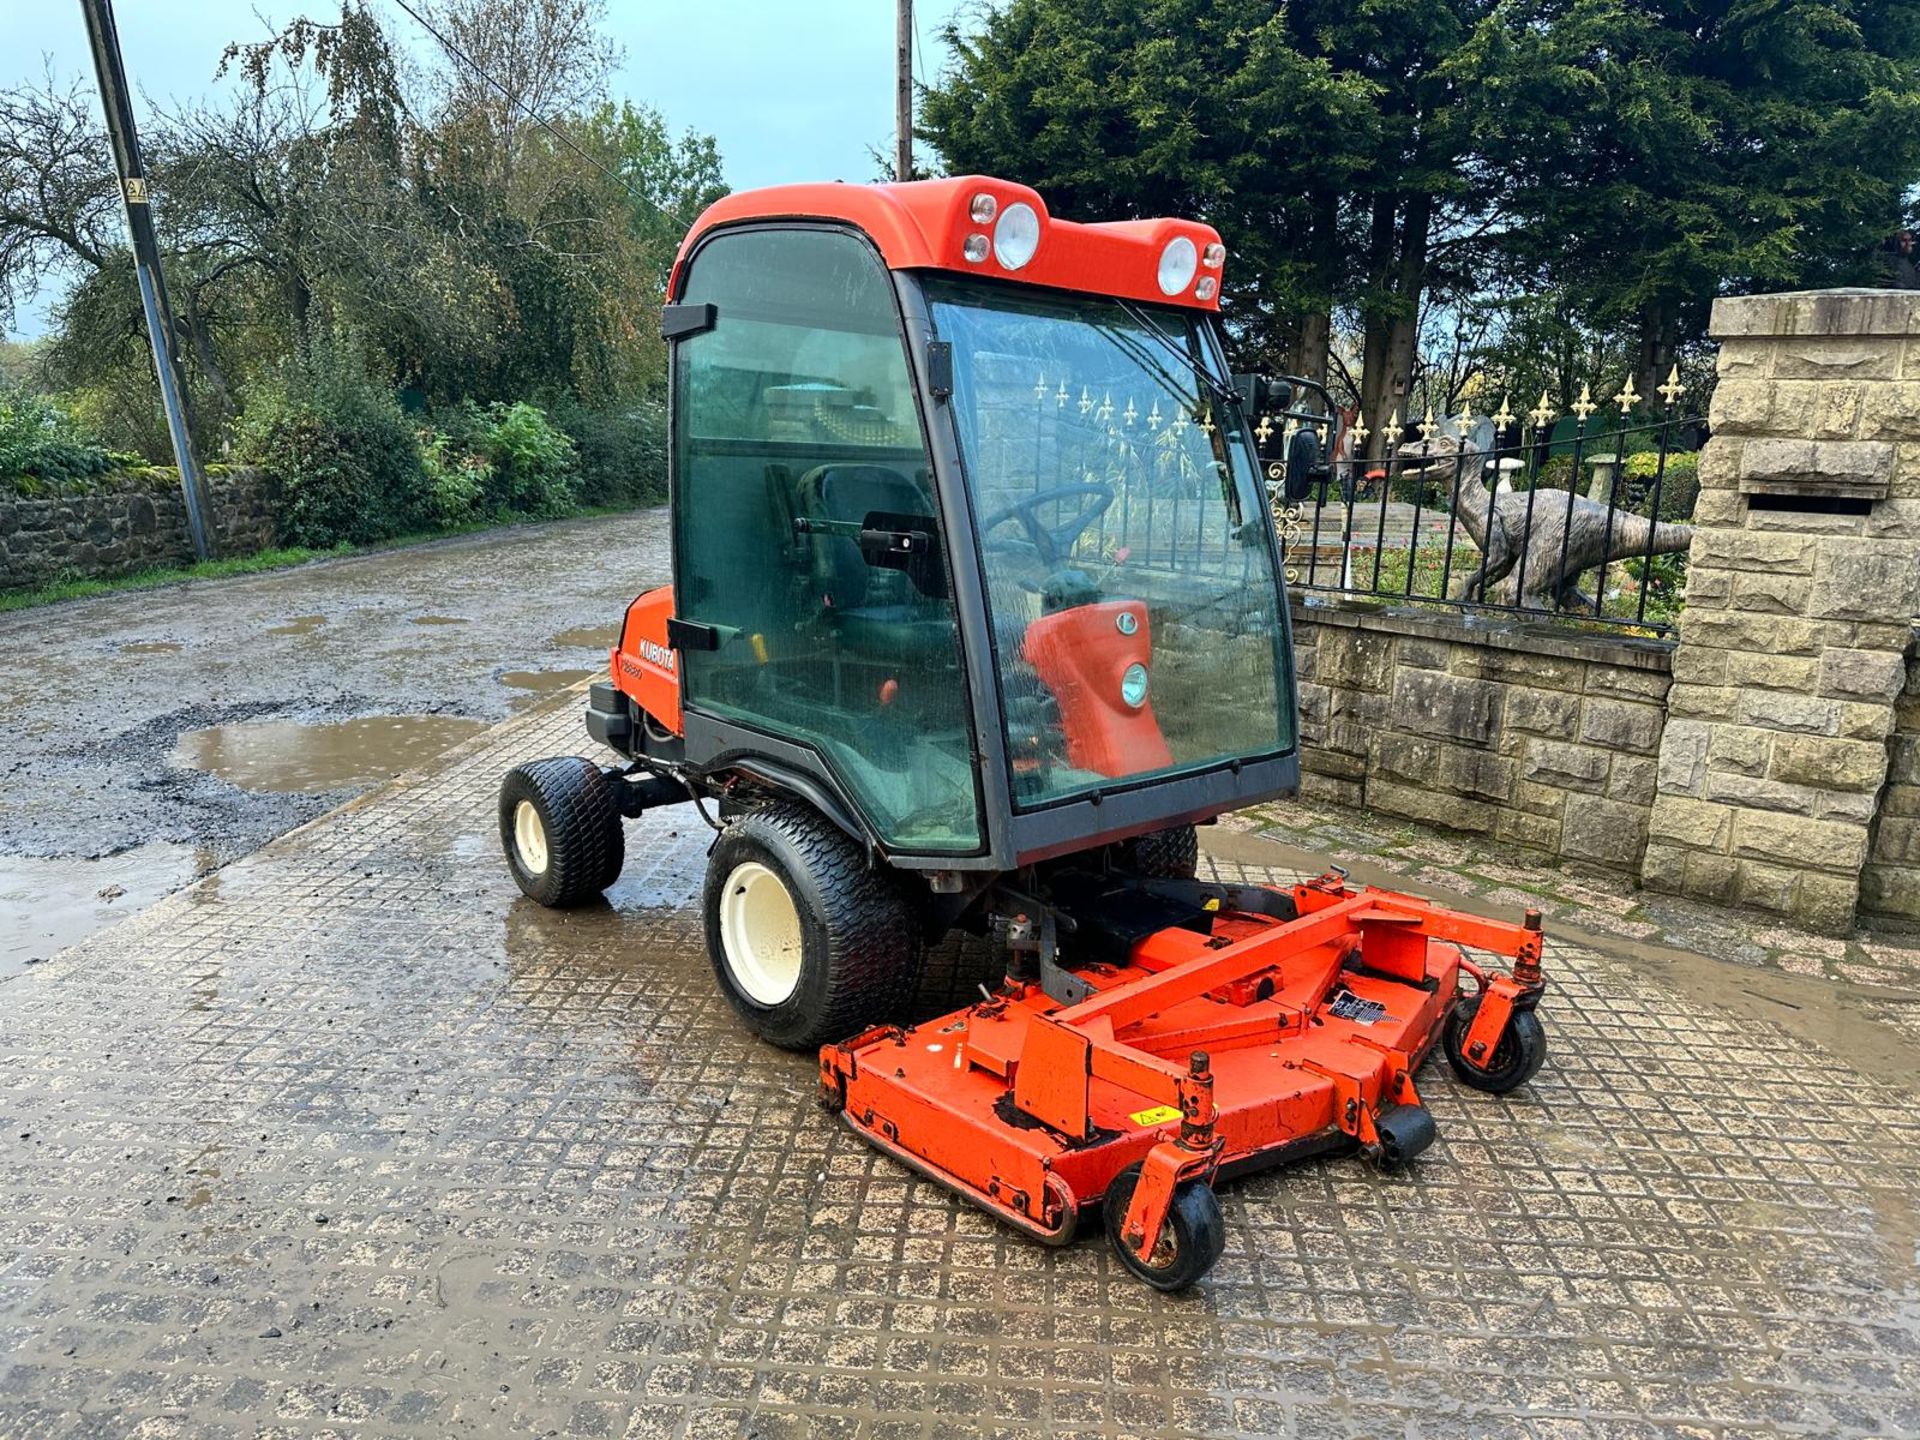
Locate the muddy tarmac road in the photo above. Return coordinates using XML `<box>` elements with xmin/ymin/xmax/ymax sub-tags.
<box><xmin>0</xmin><ymin>509</ymin><xmax>668</xmax><ymax>972</ymax></box>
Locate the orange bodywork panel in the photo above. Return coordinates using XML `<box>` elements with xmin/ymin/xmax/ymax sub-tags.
<box><xmin>612</xmin><ymin>585</ymin><xmax>682</xmax><ymax>736</ymax></box>
<box><xmin>671</xmin><ymin>177</ymin><xmax>1226</xmax><ymax>314</ymax></box>
<box><xmin>821</xmin><ymin>877</ymin><xmax>1547</xmax><ymax>1249</ymax></box>
<box><xmin>1022</xmin><ymin>600</ymin><xmax>1174</xmax><ymax>778</ymax></box>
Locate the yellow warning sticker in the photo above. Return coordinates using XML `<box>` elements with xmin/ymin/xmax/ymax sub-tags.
<box><xmin>1130</xmin><ymin>1105</ymin><xmax>1182</xmax><ymax>1127</ymax></box>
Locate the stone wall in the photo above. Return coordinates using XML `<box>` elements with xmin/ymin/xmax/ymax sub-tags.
<box><xmin>0</xmin><ymin>468</ymin><xmax>274</xmax><ymax>591</ymax></box>
<box><xmin>1645</xmin><ymin>290</ymin><xmax>1920</xmax><ymax>933</ymax></box>
<box><xmin>1863</xmin><ymin>629</ymin><xmax>1920</xmax><ymax>921</ymax></box>
<box><xmin>1291</xmin><ymin>599</ymin><xmax>1674</xmax><ymax>874</ymax></box>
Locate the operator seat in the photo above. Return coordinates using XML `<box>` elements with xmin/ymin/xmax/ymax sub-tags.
<box><xmin>797</xmin><ymin>464</ymin><xmax>954</xmax><ymax>662</ymax></box>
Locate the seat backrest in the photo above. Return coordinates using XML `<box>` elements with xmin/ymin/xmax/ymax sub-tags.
<box><xmin>798</xmin><ymin>464</ymin><xmax>933</xmax><ymax>610</ymax></box>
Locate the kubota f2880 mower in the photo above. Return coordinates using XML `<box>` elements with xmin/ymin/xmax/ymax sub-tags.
<box><xmin>500</xmin><ymin>177</ymin><xmax>1549</xmax><ymax>1289</ymax></box>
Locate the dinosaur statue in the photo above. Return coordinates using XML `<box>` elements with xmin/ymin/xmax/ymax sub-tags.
<box><xmin>1395</xmin><ymin>424</ymin><xmax>1696</xmax><ymax>613</ymax></box>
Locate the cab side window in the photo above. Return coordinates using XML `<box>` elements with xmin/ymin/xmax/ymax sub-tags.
<box><xmin>672</xmin><ymin>228</ymin><xmax>982</xmax><ymax>852</ymax></box>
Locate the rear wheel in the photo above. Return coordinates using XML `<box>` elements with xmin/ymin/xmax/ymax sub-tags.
<box><xmin>1121</xmin><ymin>824</ymin><xmax>1199</xmax><ymax>879</ymax></box>
<box><xmin>703</xmin><ymin>804</ymin><xmax>921</xmax><ymax>1050</ymax></box>
<box><xmin>499</xmin><ymin>757</ymin><xmax>624</xmax><ymax>907</ymax></box>
<box><xmin>1101</xmin><ymin>1162</ymin><xmax>1225</xmax><ymax>1291</ymax></box>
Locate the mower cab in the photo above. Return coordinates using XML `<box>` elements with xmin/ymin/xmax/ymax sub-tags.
<box><xmin>498</xmin><ymin>178</ymin><xmax>1551</xmax><ymax>1289</ymax></box>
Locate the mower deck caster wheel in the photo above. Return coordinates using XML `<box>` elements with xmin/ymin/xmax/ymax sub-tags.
<box><xmin>1444</xmin><ymin>994</ymin><xmax>1547</xmax><ymax>1095</ymax></box>
<box><xmin>1101</xmin><ymin>1162</ymin><xmax>1224</xmax><ymax>1291</ymax></box>
<box><xmin>499</xmin><ymin>757</ymin><xmax>624</xmax><ymax>907</ymax></box>
<box><xmin>1370</xmin><ymin>1103</ymin><xmax>1436</xmax><ymax>1171</ymax></box>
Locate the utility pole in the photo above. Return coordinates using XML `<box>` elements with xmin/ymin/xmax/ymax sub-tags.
<box><xmin>894</xmin><ymin>0</ymin><xmax>913</xmax><ymax>183</ymax></box>
<box><xmin>78</xmin><ymin>0</ymin><xmax>213</xmax><ymax>561</ymax></box>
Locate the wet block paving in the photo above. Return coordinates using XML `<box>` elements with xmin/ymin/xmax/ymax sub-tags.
<box><xmin>4</xmin><ymin>701</ymin><xmax>1920</xmax><ymax>1438</ymax></box>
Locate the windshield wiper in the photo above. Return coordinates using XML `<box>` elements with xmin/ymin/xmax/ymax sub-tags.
<box><xmin>1114</xmin><ymin>299</ymin><xmax>1241</xmax><ymax>412</ymax></box>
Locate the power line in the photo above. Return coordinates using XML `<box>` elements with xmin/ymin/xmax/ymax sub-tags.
<box><xmin>384</xmin><ymin>0</ymin><xmax>696</xmax><ymax>233</ymax></box>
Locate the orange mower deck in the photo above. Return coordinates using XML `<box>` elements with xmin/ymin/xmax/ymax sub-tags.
<box><xmin>821</xmin><ymin>873</ymin><xmax>1545</xmax><ymax>1284</ymax></box>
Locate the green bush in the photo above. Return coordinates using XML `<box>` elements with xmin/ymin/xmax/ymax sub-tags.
<box><xmin>422</xmin><ymin>399</ymin><xmax>582</xmax><ymax>520</ymax></box>
<box><xmin>1531</xmin><ymin>455</ymin><xmax>1576</xmax><ymax>492</ymax></box>
<box><xmin>234</xmin><ymin>341</ymin><xmax>432</xmax><ymax>548</ymax></box>
<box><xmin>480</xmin><ymin>401</ymin><xmax>578</xmax><ymax>515</ymax></box>
<box><xmin>0</xmin><ymin>388</ymin><xmax>133</xmax><ymax>489</ymax></box>
<box><xmin>1623</xmin><ymin>449</ymin><xmax>1700</xmax><ymax>521</ymax></box>
<box><xmin>421</xmin><ymin>425</ymin><xmax>489</xmax><ymax>526</ymax></box>
<box><xmin>551</xmin><ymin>397</ymin><xmax>667</xmax><ymax>507</ymax></box>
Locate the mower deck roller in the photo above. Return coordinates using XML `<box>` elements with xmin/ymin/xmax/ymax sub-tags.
<box><xmin>821</xmin><ymin>871</ymin><xmax>1546</xmax><ymax>1288</ymax></box>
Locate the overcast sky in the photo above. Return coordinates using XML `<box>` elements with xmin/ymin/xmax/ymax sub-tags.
<box><xmin>3</xmin><ymin>0</ymin><xmax>974</xmax><ymax>337</ymax></box>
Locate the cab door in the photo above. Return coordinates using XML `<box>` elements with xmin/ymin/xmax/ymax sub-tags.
<box><xmin>668</xmin><ymin>226</ymin><xmax>983</xmax><ymax>854</ymax></box>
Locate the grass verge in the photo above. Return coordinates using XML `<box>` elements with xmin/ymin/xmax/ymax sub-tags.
<box><xmin>0</xmin><ymin>502</ymin><xmax>658</xmax><ymax>615</ymax></box>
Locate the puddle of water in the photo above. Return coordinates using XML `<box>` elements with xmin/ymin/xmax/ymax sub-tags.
<box><xmin>264</xmin><ymin>615</ymin><xmax>327</xmax><ymax>638</ymax></box>
<box><xmin>501</xmin><ymin>670</ymin><xmax>595</xmax><ymax>709</ymax></box>
<box><xmin>549</xmin><ymin>626</ymin><xmax>615</xmax><ymax>649</ymax></box>
<box><xmin>172</xmin><ymin>715</ymin><xmax>490</xmax><ymax>795</ymax></box>
<box><xmin>120</xmin><ymin>641</ymin><xmax>183</xmax><ymax>656</ymax></box>
<box><xmin>411</xmin><ymin>614</ymin><xmax>470</xmax><ymax>626</ymax></box>
<box><xmin>0</xmin><ymin>842</ymin><xmax>207</xmax><ymax>978</ymax></box>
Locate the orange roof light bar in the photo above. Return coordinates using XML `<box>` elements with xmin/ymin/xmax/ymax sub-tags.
<box><xmin>670</xmin><ymin>176</ymin><xmax>1226</xmax><ymax>312</ymax></box>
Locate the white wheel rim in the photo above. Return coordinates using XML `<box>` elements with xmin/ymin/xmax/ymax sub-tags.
<box><xmin>514</xmin><ymin>799</ymin><xmax>550</xmax><ymax>876</ymax></box>
<box><xmin>718</xmin><ymin>861</ymin><xmax>804</xmax><ymax>1006</ymax></box>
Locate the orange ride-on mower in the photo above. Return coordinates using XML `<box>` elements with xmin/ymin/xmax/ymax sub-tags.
<box><xmin>499</xmin><ymin>177</ymin><xmax>1550</xmax><ymax>1289</ymax></box>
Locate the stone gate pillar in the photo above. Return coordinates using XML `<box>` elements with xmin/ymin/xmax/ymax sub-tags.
<box><xmin>1644</xmin><ymin>289</ymin><xmax>1920</xmax><ymax>933</ymax></box>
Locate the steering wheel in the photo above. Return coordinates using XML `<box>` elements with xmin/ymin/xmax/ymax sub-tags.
<box><xmin>979</xmin><ymin>483</ymin><xmax>1116</xmax><ymax>567</ymax></box>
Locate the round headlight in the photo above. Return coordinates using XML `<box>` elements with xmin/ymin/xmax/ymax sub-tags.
<box><xmin>969</xmin><ymin>192</ymin><xmax>998</xmax><ymax>224</ymax></box>
<box><xmin>1157</xmin><ymin>236</ymin><xmax>1198</xmax><ymax>296</ymax></box>
<box><xmin>1202</xmin><ymin>242</ymin><xmax>1226</xmax><ymax>269</ymax></box>
<box><xmin>962</xmin><ymin>233</ymin><xmax>991</xmax><ymax>263</ymax></box>
<box><xmin>993</xmin><ymin>202</ymin><xmax>1041</xmax><ymax>271</ymax></box>
<box><xmin>1195</xmin><ymin>276</ymin><xmax>1217</xmax><ymax>301</ymax></box>
<box><xmin>1120</xmin><ymin>662</ymin><xmax>1150</xmax><ymax>709</ymax></box>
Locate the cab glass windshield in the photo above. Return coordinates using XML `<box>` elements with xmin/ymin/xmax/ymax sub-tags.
<box><xmin>925</xmin><ymin>279</ymin><xmax>1293</xmax><ymax>811</ymax></box>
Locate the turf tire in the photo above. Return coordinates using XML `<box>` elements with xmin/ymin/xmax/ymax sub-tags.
<box><xmin>499</xmin><ymin>757</ymin><xmax>624</xmax><ymax>907</ymax></box>
<box><xmin>1101</xmin><ymin>1162</ymin><xmax>1226</xmax><ymax>1291</ymax></box>
<box><xmin>703</xmin><ymin>804</ymin><xmax>921</xmax><ymax>1050</ymax></box>
<box><xmin>1443</xmin><ymin>993</ymin><xmax>1547</xmax><ymax>1095</ymax></box>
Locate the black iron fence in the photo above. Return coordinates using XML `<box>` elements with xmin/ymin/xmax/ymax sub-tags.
<box><xmin>1264</xmin><ymin>382</ymin><xmax>1705</xmax><ymax>634</ymax></box>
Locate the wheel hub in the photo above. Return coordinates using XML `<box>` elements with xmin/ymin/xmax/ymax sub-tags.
<box><xmin>513</xmin><ymin>800</ymin><xmax>549</xmax><ymax>875</ymax></box>
<box><xmin>718</xmin><ymin>861</ymin><xmax>804</xmax><ymax>1005</ymax></box>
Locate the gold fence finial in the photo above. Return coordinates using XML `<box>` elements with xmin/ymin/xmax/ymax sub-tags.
<box><xmin>1572</xmin><ymin>384</ymin><xmax>1596</xmax><ymax>422</ymax></box>
<box><xmin>1658</xmin><ymin>364</ymin><xmax>1686</xmax><ymax>407</ymax></box>
<box><xmin>1529</xmin><ymin>390</ymin><xmax>1555</xmax><ymax>427</ymax></box>
<box><xmin>1613</xmin><ymin>375</ymin><xmax>1641</xmax><ymax>415</ymax></box>
<box><xmin>1493</xmin><ymin>395</ymin><xmax>1515</xmax><ymax>430</ymax></box>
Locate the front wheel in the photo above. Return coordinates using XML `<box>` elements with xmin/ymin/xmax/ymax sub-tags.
<box><xmin>1101</xmin><ymin>1162</ymin><xmax>1225</xmax><ymax>1291</ymax></box>
<box><xmin>1444</xmin><ymin>993</ymin><xmax>1547</xmax><ymax>1095</ymax></box>
<box><xmin>702</xmin><ymin>804</ymin><xmax>921</xmax><ymax>1050</ymax></box>
<box><xmin>499</xmin><ymin>757</ymin><xmax>624</xmax><ymax>907</ymax></box>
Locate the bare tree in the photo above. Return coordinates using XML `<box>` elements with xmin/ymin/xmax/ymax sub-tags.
<box><xmin>424</xmin><ymin>0</ymin><xmax>617</xmax><ymax>184</ymax></box>
<box><xmin>0</xmin><ymin>73</ymin><xmax>119</xmax><ymax>332</ymax></box>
